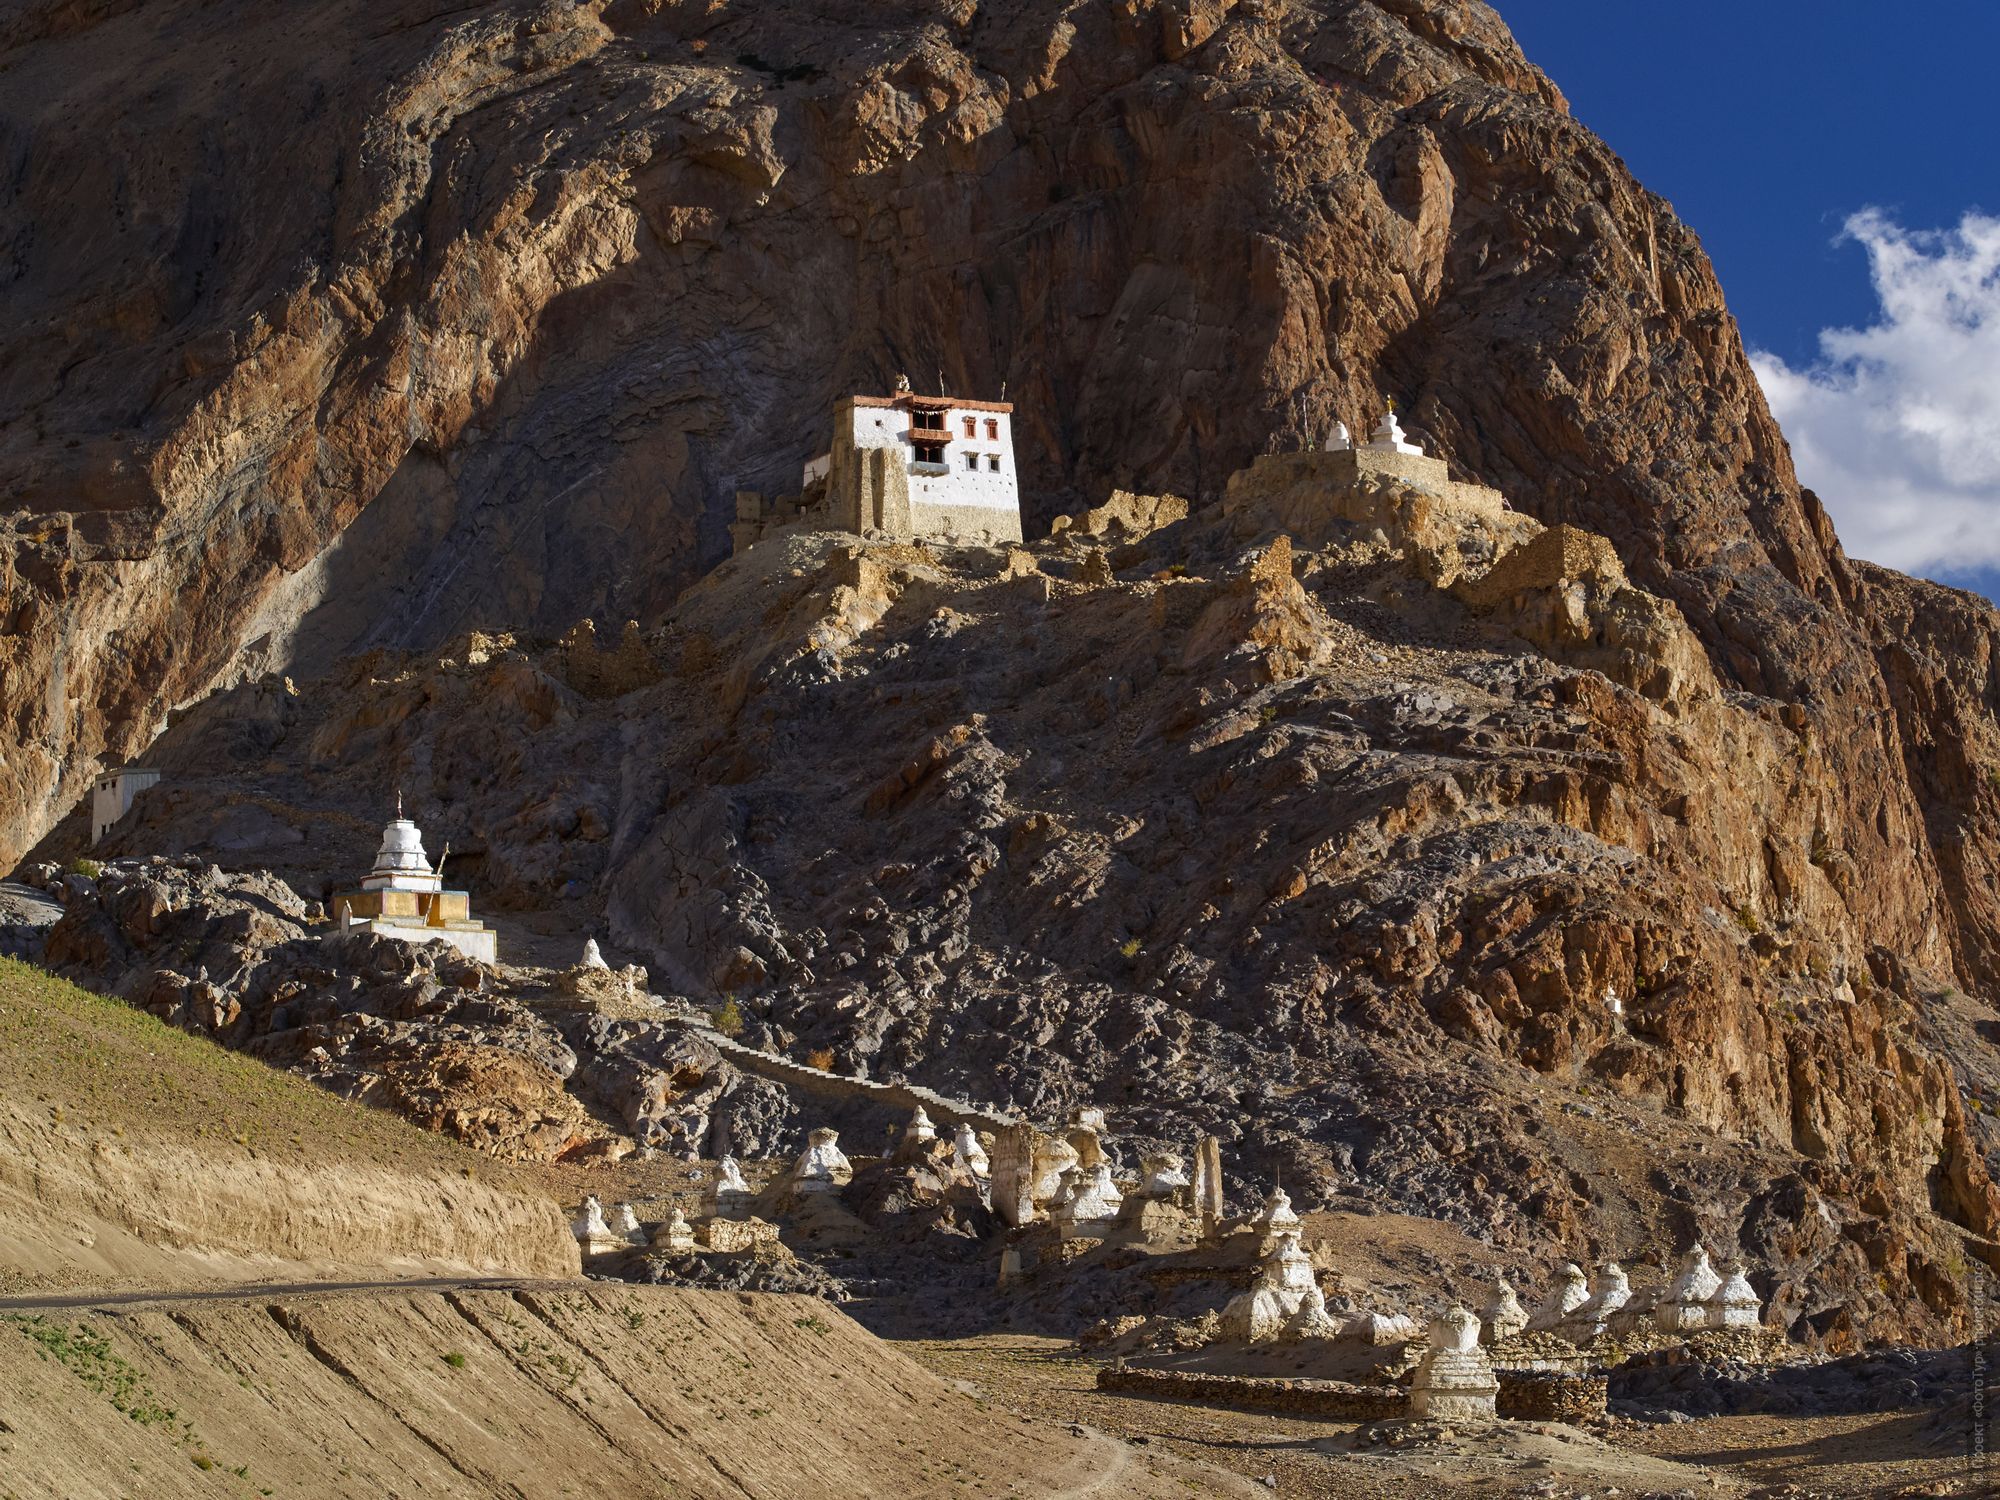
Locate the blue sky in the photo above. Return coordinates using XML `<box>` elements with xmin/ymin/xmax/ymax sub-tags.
<box><xmin>1495</xmin><ymin>1</ymin><xmax>2000</xmax><ymax>603</ymax></box>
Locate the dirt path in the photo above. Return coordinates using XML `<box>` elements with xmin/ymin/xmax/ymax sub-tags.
<box><xmin>895</xmin><ymin>1332</ymin><xmax>1988</xmax><ymax>1498</ymax></box>
<box><xmin>0</xmin><ymin>1273</ymin><xmax>573</xmax><ymax>1312</ymax></box>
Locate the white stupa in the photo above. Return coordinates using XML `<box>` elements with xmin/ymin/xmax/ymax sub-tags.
<box><xmin>1365</xmin><ymin>405</ymin><xmax>1424</xmax><ymax>457</ymax></box>
<box><xmin>360</xmin><ymin>801</ymin><xmax>443</xmax><ymax>894</ymax></box>
<box><xmin>329</xmin><ymin>798</ymin><xmax>497</xmax><ymax>963</ymax></box>
<box><xmin>1323</xmin><ymin>420</ymin><xmax>1353</xmax><ymax>452</ymax></box>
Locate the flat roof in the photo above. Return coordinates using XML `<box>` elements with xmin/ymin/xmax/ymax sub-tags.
<box><xmin>847</xmin><ymin>394</ymin><xmax>1014</xmax><ymax>414</ymax></box>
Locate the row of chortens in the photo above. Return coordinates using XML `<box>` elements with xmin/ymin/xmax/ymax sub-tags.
<box><xmin>570</xmin><ymin>1096</ymin><xmax>1768</xmax><ymax>1365</ymax></box>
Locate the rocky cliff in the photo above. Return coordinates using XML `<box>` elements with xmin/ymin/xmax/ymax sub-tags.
<box><xmin>5</xmin><ymin>0</ymin><xmax>2000</xmax><ymax>1344</ymax></box>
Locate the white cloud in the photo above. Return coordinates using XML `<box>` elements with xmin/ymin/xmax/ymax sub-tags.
<box><xmin>1749</xmin><ymin>209</ymin><xmax>2000</xmax><ymax>579</ymax></box>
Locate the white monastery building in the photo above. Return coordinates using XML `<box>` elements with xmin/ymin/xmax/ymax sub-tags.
<box><xmin>91</xmin><ymin>766</ymin><xmax>160</xmax><ymax>845</ymax></box>
<box><xmin>806</xmin><ymin>375</ymin><xmax>1023</xmax><ymax>545</ymax></box>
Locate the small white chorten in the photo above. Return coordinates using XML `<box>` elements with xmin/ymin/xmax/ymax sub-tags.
<box><xmin>1411</xmin><ymin>1306</ymin><xmax>1500</xmax><ymax>1420</ymax></box>
<box><xmin>1708</xmin><ymin>1262</ymin><xmax>1762</xmax><ymax>1331</ymax></box>
<box><xmin>1365</xmin><ymin>406</ymin><xmax>1424</xmax><ymax>457</ymax></box>
<box><xmin>906</xmin><ymin>1106</ymin><xmax>938</xmax><ymax>1144</ymax></box>
<box><xmin>1281</xmin><ymin>1283</ymin><xmax>1345</xmax><ymax>1341</ymax></box>
<box><xmin>1564</xmin><ymin>1262</ymin><xmax>1631</xmax><ymax>1342</ymax></box>
<box><xmin>1029</xmin><ymin>1136</ymin><xmax>1081</xmax><ymax>1202</ymax></box>
<box><xmin>1253</xmin><ymin>1185</ymin><xmax>1303</xmax><ymax>1241</ymax></box>
<box><xmin>570</xmin><ymin>1195</ymin><xmax>623</xmax><ymax>1257</ymax></box>
<box><xmin>1657</xmin><ymin>1243</ymin><xmax>1723</xmax><ymax>1333</ymax></box>
<box><xmin>954</xmin><ymin>1125</ymin><xmax>991</xmax><ymax>1178</ymax></box>
<box><xmin>582</xmin><ymin>938</ymin><xmax>610</xmax><ymax>969</ymax></box>
<box><xmin>1323</xmin><ymin>420</ymin><xmax>1353</xmax><ymax>453</ymax></box>
<box><xmin>1220</xmin><ymin>1229</ymin><xmax>1320</xmax><ymax>1342</ymax></box>
<box><xmin>790</xmin><ymin>1128</ymin><xmax>853</xmax><ymax>1194</ymax></box>
<box><xmin>1481</xmin><ymin>1275</ymin><xmax>1528</xmax><ymax>1345</ymax></box>
<box><xmin>1530</xmin><ymin>1262</ymin><xmax>1591</xmax><ymax>1331</ymax></box>
<box><xmin>1265</xmin><ymin>1230</ymin><xmax>1317</xmax><ymax>1297</ymax></box>
<box><xmin>609</xmin><ymin>1201</ymin><xmax>646</xmax><ymax>1245</ymax></box>
<box><xmin>1054</xmin><ymin>1162</ymin><xmax>1124</xmax><ymax>1237</ymax></box>
<box><xmin>710</xmin><ymin>1155</ymin><xmax>753</xmax><ymax>1216</ymax></box>
<box><xmin>361</xmin><ymin>806</ymin><xmax>442</xmax><ymax>894</ymax></box>
<box><xmin>330</xmin><ymin>801</ymin><xmax>497</xmax><ymax>963</ymax></box>
<box><xmin>653</xmin><ymin>1207</ymin><xmax>696</xmax><ymax>1252</ymax></box>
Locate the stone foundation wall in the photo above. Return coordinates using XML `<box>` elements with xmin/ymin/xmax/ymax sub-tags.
<box><xmin>1095</xmin><ymin>1366</ymin><xmax>1405</xmax><ymax>1419</ymax></box>
<box><xmin>674</xmin><ymin>1018</ymin><xmax>1018</xmax><ymax>1134</ymax></box>
<box><xmin>1495</xmin><ymin>1372</ymin><xmax>1609</xmax><ymax>1422</ymax></box>
<box><xmin>905</xmin><ymin>499</ymin><xmax>1024</xmax><ymax>545</ymax></box>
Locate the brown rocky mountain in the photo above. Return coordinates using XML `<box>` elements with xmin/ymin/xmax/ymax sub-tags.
<box><xmin>5</xmin><ymin>0</ymin><xmax>2000</xmax><ymax>1346</ymax></box>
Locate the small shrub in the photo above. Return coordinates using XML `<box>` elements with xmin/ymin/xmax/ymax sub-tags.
<box><xmin>793</xmin><ymin>1314</ymin><xmax>832</xmax><ymax>1337</ymax></box>
<box><xmin>441</xmin><ymin>1352</ymin><xmax>466</xmax><ymax>1370</ymax></box>
<box><xmin>1733</xmin><ymin>906</ymin><xmax>1761</xmax><ymax>936</ymax></box>
<box><xmin>805</xmin><ymin>1047</ymin><xmax>835</xmax><ymax>1071</ymax></box>
<box><xmin>66</xmin><ymin>858</ymin><xmax>103</xmax><ymax>880</ymax></box>
<box><xmin>1258</xmin><ymin>705</ymin><xmax>1278</xmax><ymax>725</ymax></box>
<box><xmin>1118</xmin><ymin>937</ymin><xmax>1141</xmax><ymax>960</ymax></box>
<box><xmin>710</xmin><ymin>997</ymin><xmax>744</xmax><ymax>1037</ymax></box>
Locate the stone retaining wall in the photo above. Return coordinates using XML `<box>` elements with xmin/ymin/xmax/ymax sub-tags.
<box><xmin>1096</xmin><ymin>1366</ymin><xmax>1608</xmax><ymax>1425</ymax></box>
<box><xmin>1095</xmin><ymin>1366</ymin><xmax>1405</xmax><ymax>1419</ymax></box>
<box><xmin>671</xmin><ymin>1019</ymin><xmax>1019</xmax><ymax>1134</ymax></box>
<box><xmin>1495</xmin><ymin>1372</ymin><xmax>1609</xmax><ymax>1422</ymax></box>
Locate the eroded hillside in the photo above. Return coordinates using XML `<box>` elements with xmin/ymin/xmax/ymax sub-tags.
<box><xmin>35</xmin><ymin>466</ymin><xmax>2000</xmax><ymax>1348</ymax></box>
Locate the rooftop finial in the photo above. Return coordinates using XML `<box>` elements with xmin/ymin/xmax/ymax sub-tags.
<box><xmin>395</xmin><ymin>788</ymin><xmax>403</xmax><ymax>820</ymax></box>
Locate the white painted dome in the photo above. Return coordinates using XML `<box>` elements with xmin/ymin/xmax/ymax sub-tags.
<box><xmin>371</xmin><ymin>818</ymin><xmax>433</xmax><ymax>877</ymax></box>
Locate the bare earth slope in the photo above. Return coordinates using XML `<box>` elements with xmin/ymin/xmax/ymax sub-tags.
<box><xmin>0</xmin><ymin>1284</ymin><xmax>1250</xmax><ymax>1499</ymax></box>
<box><xmin>0</xmin><ymin>961</ymin><xmax>1250</xmax><ymax>1499</ymax></box>
<box><xmin>0</xmin><ymin>958</ymin><xmax>579</xmax><ymax>1291</ymax></box>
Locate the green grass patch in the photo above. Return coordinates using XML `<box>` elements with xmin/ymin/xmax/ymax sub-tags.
<box><xmin>6</xmin><ymin>1316</ymin><xmax>179</xmax><ymax>1428</ymax></box>
<box><xmin>0</xmin><ymin>957</ymin><xmax>528</xmax><ymax>1187</ymax></box>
